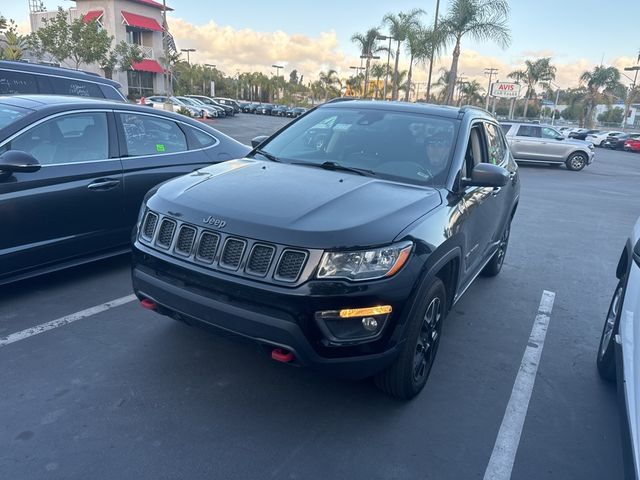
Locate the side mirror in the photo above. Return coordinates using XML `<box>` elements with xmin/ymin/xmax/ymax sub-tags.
<box><xmin>0</xmin><ymin>150</ymin><xmax>41</xmax><ymax>174</ymax></box>
<box><xmin>555</xmin><ymin>136</ymin><xmax>564</xmax><ymax>141</ymax></box>
<box><xmin>251</xmin><ymin>135</ymin><xmax>269</xmax><ymax>148</ymax></box>
<box><xmin>461</xmin><ymin>163</ymin><xmax>509</xmax><ymax>189</ymax></box>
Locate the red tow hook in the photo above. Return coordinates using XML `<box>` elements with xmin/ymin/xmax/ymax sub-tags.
<box><xmin>271</xmin><ymin>348</ymin><xmax>294</xmax><ymax>363</ymax></box>
<box><xmin>140</xmin><ymin>298</ymin><xmax>157</xmax><ymax>310</ymax></box>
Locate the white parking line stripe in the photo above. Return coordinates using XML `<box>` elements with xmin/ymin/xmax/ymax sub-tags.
<box><xmin>0</xmin><ymin>294</ymin><xmax>137</xmax><ymax>348</ymax></box>
<box><xmin>483</xmin><ymin>290</ymin><xmax>556</xmax><ymax>480</ymax></box>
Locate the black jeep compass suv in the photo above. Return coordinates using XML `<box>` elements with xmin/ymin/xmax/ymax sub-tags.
<box><xmin>131</xmin><ymin>100</ymin><xmax>520</xmax><ymax>399</ymax></box>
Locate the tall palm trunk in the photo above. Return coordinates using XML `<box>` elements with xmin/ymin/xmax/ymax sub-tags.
<box><xmin>364</xmin><ymin>56</ymin><xmax>372</xmax><ymax>98</ymax></box>
<box><xmin>522</xmin><ymin>87</ymin><xmax>532</xmax><ymax>118</ymax></box>
<box><xmin>445</xmin><ymin>36</ymin><xmax>461</xmax><ymax>105</ymax></box>
<box><xmin>392</xmin><ymin>40</ymin><xmax>401</xmax><ymax>101</ymax></box>
<box><xmin>404</xmin><ymin>53</ymin><xmax>415</xmax><ymax>102</ymax></box>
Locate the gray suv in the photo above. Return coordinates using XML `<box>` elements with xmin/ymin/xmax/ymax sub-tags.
<box><xmin>501</xmin><ymin>122</ymin><xmax>594</xmax><ymax>171</ymax></box>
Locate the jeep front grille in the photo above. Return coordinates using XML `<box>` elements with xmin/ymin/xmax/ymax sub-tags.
<box><xmin>275</xmin><ymin>250</ymin><xmax>308</xmax><ymax>281</ymax></box>
<box><xmin>220</xmin><ymin>238</ymin><xmax>246</xmax><ymax>270</ymax></box>
<box><xmin>138</xmin><ymin>210</ymin><xmax>317</xmax><ymax>285</ymax></box>
<box><xmin>246</xmin><ymin>244</ymin><xmax>275</xmax><ymax>276</ymax></box>
<box><xmin>175</xmin><ymin>226</ymin><xmax>196</xmax><ymax>256</ymax></box>
<box><xmin>156</xmin><ymin>219</ymin><xmax>176</xmax><ymax>249</ymax></box>
<box><xmin>141</xmin><ymin>211</ymin><xmax>158</xmax><ymax>240</ymax></box>
<box><xmin>196</xmin><ymin>232</ymin><xmax>220</xmax><ymax>263</ymax></box>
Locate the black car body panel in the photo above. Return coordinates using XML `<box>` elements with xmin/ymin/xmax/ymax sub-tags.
<box><xmin>131</xmin><ymin>100</ymin><xmax>520</xmax><ymax>378</ymax></box>
<box><xmin>0</xmin><ymin>95</ymin><xmax>250</xmax><ymax>285</ymax></box>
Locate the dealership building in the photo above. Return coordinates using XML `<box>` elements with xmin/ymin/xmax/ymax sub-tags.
<box><xmin>29</xmin><ymin>0</ymin><xmax>174</xmax><ymax>99</ymax></box>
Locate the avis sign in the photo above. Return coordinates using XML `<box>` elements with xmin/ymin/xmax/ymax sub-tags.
<box><xmin>490</xmin><ymin>82</ymin><xmax>521</xmax><ymax>98</ymax></box>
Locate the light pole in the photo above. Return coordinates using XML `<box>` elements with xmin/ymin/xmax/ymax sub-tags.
<box><xmin>349</xmin><ymin>66</ymin><xmax>365</xmax><ymax>96</ymax></box>
<box><xmin>425</xmin><ymin>0</ymin><xmax>441</xmax><ymax>102</ymax></box>
<box><xmin>204</xmin><ymin>63</ymin><xmax>216</xmax><ymax>96</ymax></box>
<box><xmin>623</xmin><ymin>65</ymin><xmax>640</xmax><ymax>130</ymax></box>
<box><xmin>181</xmin><ymin>48</ymin><xmax>196</xmax><ymax>92</ymax></box>
<box><xmin>377</xmin><ymin>34</ymin><xmax>393</xmax><ymax>100</ymax></box>
<box><xmin>484</xmin><ymin>67</ymin><xmax>498</xmax><ymax>110</ymax></box>
<box><xmin>272</xmin><ymin>64</ymin><xmax>283</xmax><ymax>101</ymax></box>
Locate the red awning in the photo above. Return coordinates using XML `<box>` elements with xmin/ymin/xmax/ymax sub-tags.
<box><xmin>121</xmin><ymin>11</ymin><xmax>163</xmax><ymax>31</ymax></box>
<box><xmin>82</xmin><ymin>10</ymin><xmax>103</xmax><ymax>23</ymax></box>
<box><xmin>131</xmin><ymin>59</ymin><xmax>164</xmax><ymax>74</ymax></box>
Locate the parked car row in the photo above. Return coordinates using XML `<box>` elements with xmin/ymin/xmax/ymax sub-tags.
<box><xmin>143</xmin><ymin>95</ymin><xmax>239</xmax><ymax>120</ymax></box>
<box><xmin>239</xmin><ymin>101</ymin><xmax>307</xmax><ymax>117</ymax></box>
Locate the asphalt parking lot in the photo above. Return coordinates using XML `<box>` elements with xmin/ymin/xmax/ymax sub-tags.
<box><xmin>2</xmin><ymin>112</ymin><xmax>639</xmax><ymax>479</ymax></box>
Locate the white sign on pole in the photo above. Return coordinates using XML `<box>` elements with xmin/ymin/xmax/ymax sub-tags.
<box><xmin>490</xmin><ymin>82</ymin><xmax>521</xmax><ymax>98</ymax></box>
<box><xmin>210</xmin><ymin>81</ymin><xmax>215</xmax><ymax>97</ymax></box>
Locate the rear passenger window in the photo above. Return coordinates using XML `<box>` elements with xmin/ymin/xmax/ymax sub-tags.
<box><xmin>189</xmin><ymin>127</ymin><xmax>219</xmax><ymax>148</ymax></box>
<box><xmin>10</xmin><ymin>112</ymin><xmax>109</xmax><ymax>165</ymax></box>
<box><xmin>516</xmin><ymin>125</ymin><xmax>541</xmax><ymax>138</ymax></box>
<box><xmin>0</xmin><ymin>70</ymin><xmax>39</xmax><ymax>94</ymax></box>
<box><xmin>49</xmin><ymin>77</ymin><xmax>104</xmax><ymax>98</ymax></box>
<box><xmin>485</xmin><ymin>123</ymin><xmax>507</xmax><ymax>165</ymax></box>
<box><xmin>500</xmin><ymin>124</ymin><xmax>512</xmax><ymax>134</ymax></box>
<box><xmin>119</xmin><ymin>113</ymin><xmax>187</xmax><ymax>157</ymax></box>
<box><xmin>99</xmin><ymin>84</ymin><xmax>125</xmax><ymax>101</ymax></box>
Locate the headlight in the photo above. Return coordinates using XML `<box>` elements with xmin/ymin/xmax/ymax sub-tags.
<box><xmin>588</xmin><ymin>143</ymin><xmax>595</xmax><ymax>150</ymax></box>
<box><xmin>317</xmin><ymin>241</ymin><xmax>413</xmax><ymax>281</ymax></box>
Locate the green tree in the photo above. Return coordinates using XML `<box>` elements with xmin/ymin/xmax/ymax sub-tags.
<box><xmin>351</xmin><ymin>27</ymin><xmax>384</xmax><ymax>99</ymax></box>
<box><xmin>597</xmin><ymin>107</ymin><xmax>624</xmax><ymax>124</ymax></box>
<box><xmin>383</xmin><ymin>8</ymin><xmax>424</xmax><ymax>101</ymax></box>
<box><xmin>580</xmin><ymin>66</ymin><xmax>621</xmax><ymax>128</ymax></box>
<box><xmin>319</xmin><ymin>69</ymin><xmax>342</xmax><ymax>100</ymax></box>
<box><xmin>100</xmin><ymin>41</ymin><xmax>144</xmax><ymax>79</ymax></box>
<box><xmin>0</xmin><ymin>18</ymin><xmax>26</xmax><ymax>60</ymax></box>
<box><xmin>406</xmin><ymin>25</ymin><xmax>444</xmax><ymax>102</ymax></box>
<box><xmin>459</xmin><ymin>79</ymin><xmax>484</xmax><ymax>105</ymax></box>
<box><xmin>370</xmin><ymin>63</ymin><xmax>388</xmax><ymax>99</ymax></box>
<box><xmin>509</xmin><ymin>58</ymin><xmax>556</xmax><ymax>118</ymax></box>
<box><xmin>30</xmin><ymin>8</ymin><xmax>113</xmax><ymax>69</ymax></box>
<box><xmin>289</xmin><ymin>69</ymin><xmax>299</xmax><ymax>85</ymax></box>
<box><xmin>440</xmin><ymin>0</ymin><xmax>511</xmax><ymax>105</ymax></box>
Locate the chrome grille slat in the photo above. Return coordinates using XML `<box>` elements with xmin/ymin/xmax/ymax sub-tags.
<box><xmin>175</xmin><ymin>225</ymin><xmax>196</xmax><ymax>256</ymax></box>
<box><xmin>195</xmin><ymin>232</ymin><xmax>220</xmax><ymax>264</ymax></box>
<box><xmin>219</xmin><ymin>238</ymin><xmax>246</xmax><ymax>270</ymax></box>
<box><xmin>246</xmin><ymin>244</ymin><xmax>275</xmax><ymax>277</ymax></box>
<box><xmin>275</xmin><ymin>250</ymin><xmax>307</xmax><ymax>282</ymax></box>
<box><xmin>155</xmin><ymin>219</ymin><xmax>177</xmax><ymax>249</ymax></box>
<box><xmin>141</xmin><ymin>212</ymin><xmax>158</xmax><ymax>240</ymax></box>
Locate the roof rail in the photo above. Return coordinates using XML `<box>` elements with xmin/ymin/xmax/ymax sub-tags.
<box><xmin>326</xmin><ymin>97</ymin><xmax>358</xmax><ymax>104</ymax></box>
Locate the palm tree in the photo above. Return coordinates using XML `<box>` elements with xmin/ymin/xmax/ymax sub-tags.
<box><xmin>406</xmin><ymin>26</ymin><xmax>445</xmax><ymax>102</ymax></box>
<box><xmin>351</xmin><ymin>28</ymin><xmax>384</xmax><ymax>98</ymax></box>
<box><xmin>434</xmin><ymin>68</ymin><xmax>452</xmax><ymax>103</ymax></box>
<box><xmin>580</xmin><ymin>66</ymin><xmax>622</xmax><ymax>128</ymax></box>
<box><xmin>383</xmin><ymin>8</ymin><xmax>424</xmax><ymax>101</ymax></box>
<box><xmin>459</xmin><ymin>80</ymin><xmax>484</xmax><ymax>105</ymax></box>
<box><xmin>509</xmin><ymin>58</ymin><xmax>556</xmax><ymax>118</ymax></box>
<box><xmin>440</xmin><ymin>0</ymin><xmax>511</xmax><ymax>105</ymax></box>
<box><xmin>319</xmin><ymin>69</ymin><xmax>342</xmax><ymax>100</ymax></box>
<box><xmin>370</xmin><ymin>63</ymin><xmax>387</xmax><ymax>98</ymax></box>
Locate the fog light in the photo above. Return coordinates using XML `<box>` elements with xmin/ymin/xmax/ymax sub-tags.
<box><xmin>362</xmin><ymin>317</ymin><xmax>378</xmax><ymax>331</ymax></box>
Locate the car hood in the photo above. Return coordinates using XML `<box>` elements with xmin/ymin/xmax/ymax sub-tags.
<box><xmin>562</xmin><ymin>138</ymin><xmax>593</xmax><ymax>147</ymax></box>
<box><xmin>146</xmin><ymin>158</ymin><xmax>442</xmax><ymax>249</ymax></box>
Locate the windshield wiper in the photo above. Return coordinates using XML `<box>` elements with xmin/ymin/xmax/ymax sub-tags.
<box><xmin>290</xmin><ymin>161</ymin><xmax>376</xmax><ymax>177</ymax></box>
<box><xmin>253</xmin><ymin>149</ymin><xmax>281</xmax><ymax>162</ymax></box>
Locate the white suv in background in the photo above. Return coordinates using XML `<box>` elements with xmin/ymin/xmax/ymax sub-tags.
<box><xmin>587</xmin><ymin>131</ymin><xmax>624</xmax><ymax>147</ymax></box>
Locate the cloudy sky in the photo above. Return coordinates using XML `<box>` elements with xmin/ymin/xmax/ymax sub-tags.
<box><xmin>5</xmin><ymin>0</ymin><xmax>639</xmax><ymax>88</ymax></box>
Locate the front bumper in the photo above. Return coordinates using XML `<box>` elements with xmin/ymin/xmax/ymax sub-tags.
<box><xmin>131</xmin><ymin>241</ymin><xmax>420</xmax><ymax>378</ymax></box>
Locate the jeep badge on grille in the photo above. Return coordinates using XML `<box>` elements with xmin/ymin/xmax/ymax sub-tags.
<box><xmin>203</xmin><ymin>216</ymin><xmax>227</xmax><ymax>229</ymax></box>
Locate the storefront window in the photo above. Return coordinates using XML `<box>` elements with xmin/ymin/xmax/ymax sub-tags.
<box><xmin>127</xmin><ymin>71</ymin><xmax>155</xmax><ymax>100</ymax></box>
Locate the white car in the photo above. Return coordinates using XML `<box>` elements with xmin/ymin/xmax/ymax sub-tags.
<box><xmin>145</xmin><ymin>96</ymin><xmax>204</xmax><ymax>118</ymax></box>
<box><xmin>587</xmin><ymin>131</ymin><xmax>624</xmax><ymax>147</ymax></box>
<box><xmin>597</xmin><ymin>216</ymin><xmax>640</xmax><ymax>478</ymax></box>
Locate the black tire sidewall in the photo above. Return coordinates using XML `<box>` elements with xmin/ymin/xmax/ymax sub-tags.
<box><xmin>566</xmin><ymin>152</ymin><xmax>587</xmax><ymax>171</ymax></box>
<box><xmin>597</xmin><ymin>281</ymin><xmax>624</xmax><ymax>380</ymax></box>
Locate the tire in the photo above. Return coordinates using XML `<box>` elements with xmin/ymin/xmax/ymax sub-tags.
<box><xmin>375</xmin><ymin>278</ymin><xmax>447</xmax><ymax>399</ymax></box>
<box><xmin>599</xmin><ymin>140</ymin><xmax>606</xmax><ymax>147</ymax></box>
<box><xmin>597</xmin><ymin>281</ymin><xmax>624</xmax><ymax>381</ymax></box>
<box><xmin>566</xmin><ymin>152</ymin><xmax>588</xmax><ymax>171</ymax></box>
<box><xmin>481</xmin><ymin>221</ymin><xmax>511</xmax><ymax>277</ymax></box>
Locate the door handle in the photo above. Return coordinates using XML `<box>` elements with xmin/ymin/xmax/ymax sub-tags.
<box><xmin>491</xmin><ymin>187</ymin><xmax>502</xmax><ymax>196</ymax></box>
<box><xmin>87</xmin><ymin>179</ymin><xmax>120</xmax><ymax>190</ymax></box>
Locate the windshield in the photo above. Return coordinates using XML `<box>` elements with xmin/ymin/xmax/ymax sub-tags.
<box><xmin>257</xmin><ymin>106</ymin><xmax>459</xmax><ymax>186</ymax></box>
<box><xmin>0</xmin><ymin>104</ymin><xmax>30</xmax><ymax>130</ymax></box>
<box><xmin>179</xmin><ymin>97</ymin><xmax>200</xmax><ymax>107</ymax></box>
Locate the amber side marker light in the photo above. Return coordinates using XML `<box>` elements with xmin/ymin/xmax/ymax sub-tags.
<box><xmin>339</xmin><ymin>305</ymin><xmax>393</xmax><ymax>319</ymax></box>
<box><xmin>384</xmin><ymin>245</ymin><xmax>412</xmax><ymax>278</ymax></box>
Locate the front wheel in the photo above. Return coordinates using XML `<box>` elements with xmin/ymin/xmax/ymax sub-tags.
<box><xmin>566</xmin><ymin>152</ymin><xmax>587</xmax><ymax>171</ymax></box>
<box><xmin>597</xmin><ymin>281</ymin><xmax>624</xmax><ymax>381</ymax></box>
<box><xmin>375</xmin><ymin>278</ymin><xmax>447</xmax><ymax>399</ymax></box>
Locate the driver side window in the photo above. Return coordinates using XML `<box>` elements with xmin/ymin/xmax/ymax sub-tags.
<box><xmin>118</xmin><ymin>113</ymin><xmax>187</xmax><ymax>157</ymax></box>
<box><xmin>462</xmin><ymin>124</ymin><xmax>488</xmax><ymax>178</ymax></box>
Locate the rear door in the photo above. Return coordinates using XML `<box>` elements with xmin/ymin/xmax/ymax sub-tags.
<box><xmin>0</xmin><ymin>110</ymin><xmax>125</xmax><ymax>279</ymax></box>
<box><xmin>512</xmin><ymin>124</ymin><xmax>543</xmax><ymax>160</ymax></box>
<box><xmin>115</xmin><ymin>111</ymin><xmax>218</xmax><ymax>229</ymax></box>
